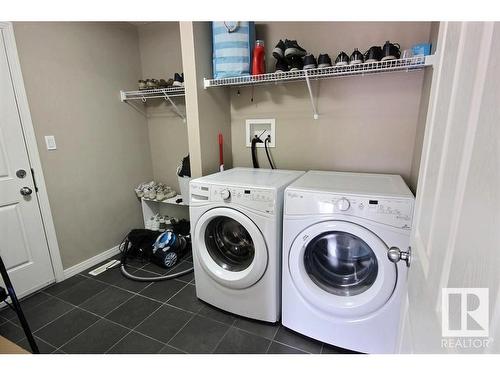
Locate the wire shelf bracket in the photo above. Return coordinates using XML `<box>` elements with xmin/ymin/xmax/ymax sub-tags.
<box><xmin>304</xmin><ymin>70</ymin><xmax>319</xmax><ymax>120</ymax></box>
<box><xmin>120</xmin><ymin>87</ymin><xmax>186</xmax><ymax>121</ymax></box>
<box><xmin>162</xmin><ymin>91</ymin><xmax>186</xmax><ymax>123</ymax></box>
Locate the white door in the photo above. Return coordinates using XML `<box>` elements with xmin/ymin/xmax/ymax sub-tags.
<box><xmin>0</xmin><ymin>30</ymin><xmax>55</xmax><ymax>297</ymax></box>
<box><xmin>193</xmin><ymin>207</ymin><xmax>268</xmax><ymax>289</ymax></box>
<box><xmin>288</xmin><ymin>220</ymin><xmax>397</xmax><ymax>317</ymax></box>
<box><xmin>404</xmin><ymin>22</ymin><xmax>500</xmax><ymax>353</ymax></box>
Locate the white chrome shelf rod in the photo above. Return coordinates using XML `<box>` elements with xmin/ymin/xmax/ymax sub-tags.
<box><xmin>120</xmin><ymin>89</ymin><xmax>186</xmax><ymax>121</ymax></box>
<box><xmin>304</xmin><ymin>70</ymin><xmax>319</xmax><ymax>120</ymax></box>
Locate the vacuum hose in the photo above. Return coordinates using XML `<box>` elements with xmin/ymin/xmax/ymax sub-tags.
<box><xmin>120</xmin><ymin>261</ymin><xmax>193</xmax><ymax>282</ymax></box>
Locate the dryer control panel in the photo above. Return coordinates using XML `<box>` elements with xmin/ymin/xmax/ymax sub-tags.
<box><xmin>285</xmin><ymin>190</ymin><xmax>414</xmax><ymax>229</ymax></box>
<box><xmin>191</xmin><ymin>183</ymin><xmax>276</xmax><ymax>214</ymax></box>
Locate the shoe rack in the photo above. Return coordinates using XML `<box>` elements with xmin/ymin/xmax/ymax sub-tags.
<box><xmin>141</xmin><ymin>195</ymin><xmax>189</xmax><ymax>227</ymax></box>
<box><xmin>119</xmin><ymin>86</ymin><xmax>186</xmax><ymax>122</ymax></box>
<box><xmin>203</xmin><ymin>55</ymin><xmax>435</xmax><ymax>120</ymax></box>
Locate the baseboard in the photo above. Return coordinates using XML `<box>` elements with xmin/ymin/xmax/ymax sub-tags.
<box><xmin>63</xmin><ymin>245</ymin><xmax>121</xmax><ymax>279</ymax></box>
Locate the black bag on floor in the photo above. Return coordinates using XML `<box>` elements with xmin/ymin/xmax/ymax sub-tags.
<box><xmin>120</xmin><ymin>222</ymin><xmax>191</xmax><ymax>269</ymax></box>
<box><xmin>121</xmin><ymin>229</ymin><xmax>159</xmax><ymax>259</ymax></box>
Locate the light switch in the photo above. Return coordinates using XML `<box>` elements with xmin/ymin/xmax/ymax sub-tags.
<box><xmin>45</xmin><ymin>135</ymin><xmax>57</xmax><ymax>150</ymax></box>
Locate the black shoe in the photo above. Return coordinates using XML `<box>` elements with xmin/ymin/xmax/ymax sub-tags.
<box><xmin>364</xmin><ymin>46</ymin><xmax>383</xmax><ymax>63</ymax></box>
<box><xmin>173</xmin><ymin>73</ymin><xmax>183</xmax><ymax>87</ymax></box>
<box><xmin>334</xmin><ymin>52</ymin><xmax>350</xmax><ymax>66</ymax></box>
<box><xmin>303</xmin><ymin>54</ymin><xmax>317</xmax><ymax>70</ymax></box>
<box><xmin>350</xmin><ymin>48</ymin><xmax>364</xmax><ymax>64</ymax></box>
<box><xmin>275</xmin><ymin>58</ymin><xmax>289</xmax><ymax>73</ymax></box>
<box><xmin>158</xmin><ymin>79</ymin><xmax>169</xmax><ymax>88</ymax></box>
<box><xmin>381</xmin><ymin>41</ymin><xmax>401</xmax><ymax>61</ymax></box>
<box><xmin>317</xmin><ymin>54</ymin><xmax>332</xmax><ymax>68</ymax></box>
<box><xmin>289</xmin><ymin>56</ymin><xmax>304</xmax><ymax>71</ymax></box>
<box><xmin>284</xmin><ymin>39</ymin><xmax>307</xmax><ymax>58</ymax></box>
<box><xmin>272</xmin><ymin>40</ymin><xmax>286</xmax><ymax>59</ymax></box>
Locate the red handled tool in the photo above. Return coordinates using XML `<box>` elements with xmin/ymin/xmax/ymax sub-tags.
<box><xmin>218</xmin><ymin>131</ymin><xmax>224</xmax><ymax>172</ymax></box>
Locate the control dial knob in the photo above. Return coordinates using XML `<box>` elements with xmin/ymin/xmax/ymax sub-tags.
<box><xmin>220</xmin><ymin>189</ymin><xmax>231</xmax><ymax>200</ymax></box>
<box><xmin>336</xmin><ymin>197</ymin><xmax>350</xmax><ymax>211</ymax></box>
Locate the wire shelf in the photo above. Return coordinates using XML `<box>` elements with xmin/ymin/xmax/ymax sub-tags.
<box><xmin>120</xmin><ymin>86</ymin><xmax>185</xmax><ymax>102</ymax></box>
<box><xmin>120</xmin><ymin>86</ymin><xmax>186</xmax><ymax>121</ymax></box>
<box><xmin>142</xmin><ymin>195</ymin><xmax>187</xmax><ymax>206</ymax></box>
<box><xmin>204</xmin><ymin>55</ymin><xmax>433</xmax><ymax>89</ymax></box>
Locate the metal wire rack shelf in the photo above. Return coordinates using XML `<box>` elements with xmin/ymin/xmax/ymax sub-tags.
<box><xmin>204</xmin><ymin>55</ymin><xmax>432</xmax><ymax>88</ymax></box>
<box><xmin>120</xmin><ymin>87</ymin><xmax>186</xmax><ymax>121</ymax></box>
<box><xmin>204</xmin><ymin>55</ymin><xmax>434</xmax><ymax>119</ymax></box>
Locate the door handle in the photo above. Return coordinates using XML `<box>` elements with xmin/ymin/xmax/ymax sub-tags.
<box><xmin>20</xmin><ymin>187</ymin><xmax>33</xmax><ymax>196</ymax></box>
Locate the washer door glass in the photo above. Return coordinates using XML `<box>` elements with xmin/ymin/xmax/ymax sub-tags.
<box><xmin>304</xmin><ymin>231</ymin><xmax>378</xmax><ymax>296</ymax></box>
<box><xmin>204</xmin><ymin>216</ymin><xmax>255</xmax><ymax>272</ymax></box>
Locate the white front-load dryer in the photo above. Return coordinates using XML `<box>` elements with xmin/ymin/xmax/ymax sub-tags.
<box><xmin>282</xmin><ymin>171</ymin><xmax>414</xmax><ymax>353</ymax></box>
<box><xmin>190</xmin><ymin>168</ymin><xmax>304</xmax><ymax>322</ymax></box>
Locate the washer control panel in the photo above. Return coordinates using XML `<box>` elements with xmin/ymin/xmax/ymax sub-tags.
<box><xmin>190</xmin><ymin>183</ymin><xmax>276</xmax><ymax>214</ymax></box>
<box><xmin>285</xmin><ymin>190</ymin><xmax>414</xmax><ymax>229</ymax></box>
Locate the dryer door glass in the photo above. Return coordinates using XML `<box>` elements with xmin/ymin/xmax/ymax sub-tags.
<box><xmin>304</xmin><ymin>231</ymin><xmax>378</xmax><ymax>296</ymax></box>
<box><xmin>204</xmin><ymin>216</ymin><xmax>255</xmax><ymax>272</ymax></box>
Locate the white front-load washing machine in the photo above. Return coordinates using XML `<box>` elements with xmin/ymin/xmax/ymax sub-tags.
<box><xmin>190</xmin><ymin>168</ymin><xmax>304</xmax><ymax>322</ymax></box>
<box><xmin>282</xmin><ymin>171</ymin><xmax>414</xmax><ymax>353</ymax></box>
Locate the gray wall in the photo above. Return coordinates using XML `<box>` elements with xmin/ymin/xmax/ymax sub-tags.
<box><xmin>137</xmin><ymin>22</ymin><xmax>188</xmax><ymax>191</ymax></box>
<box><xmin>14</xmin><ymin>22</ymin><xmax>153</xmax><ymax>268</ymax></box>
<box><xmin>409</xmin><ymin>21</ymin><xmax>440</xmax><ymax>192</ymax></box>
<box><xmin>230</xmin><ymin>22</ymin><xmax>432</xmax><ymax>185</ymax></box>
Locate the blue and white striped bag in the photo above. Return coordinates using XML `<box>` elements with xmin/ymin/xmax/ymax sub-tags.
<box><xmin>212</xmin><ymin>22</ymin><xmax>255</xmax><ymax>79</ymax></box>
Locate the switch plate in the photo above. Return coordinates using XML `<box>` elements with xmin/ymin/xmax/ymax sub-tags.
<box><xmin>45</xmin><ymin>135</ymin><xmax>57</xmax><ymax>150</ymax></box>
<box><xmin>245</xmin><ymin>119</ymin><xmax>275</xmax><ymax>148</ymax></box>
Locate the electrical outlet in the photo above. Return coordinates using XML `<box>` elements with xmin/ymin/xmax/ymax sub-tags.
<box><xmin>246</xmin><ymin>119</ymin><xmax>275</xmax><ymax>148</ymax></box>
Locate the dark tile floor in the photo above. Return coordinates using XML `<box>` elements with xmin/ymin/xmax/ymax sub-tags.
<box><xmin>0</xmin><ymin>255</ymin><xmax>352</xmax><ymax>354</ymax></box>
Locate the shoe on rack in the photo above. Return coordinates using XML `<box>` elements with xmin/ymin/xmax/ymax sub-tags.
<box><xmin>350</xmin><ymin>48</ymin><xmax>364</xmax><ymax>65</ymax></box>
<box><xmin>138</xmin><ymin>80</ymin><xmax>147</xmax><ymax>90</ymax></box>
<box><xmin>144</xmin><ymin>186</ymin><xmax>156</xmax><ymax>200</ymax></box>
<box><xmin>146</xmin><ymin>79</ymin><xmax>159</xmax><ymax>89</ymax></box>
<box><xmin>156</xmin><ymin>189</ymin><xmax>166</xmax><ymax>201</ymax></box>
<box><xmin>272</xmin><ymin>39</ymin><xmax>286</xmax><ymax>59</ymax></box>
<box><xmin>364</xmin><ymin>46</ymin><xmax>383</xmax><ymax>63</ymax></box>
<box><xmin>151</xmin><ymin>214</ymin><xmax>160</xmax><ymax>231</ymax></box>
<box><xmin>284</xmin><ymin>39</ymin><xmax>307</xmax><ymax>58</ymax></box>
<box><xmin>318</xmin><ymin>54</ymin><xmax>332</xmax><ymax>68</ymax></box>
<box><xmin>275</xmin><ymin>58</ymin><xmax>289</xmax><ymax>73</ymax></box>
<box><xmin>173</xmin><ymin>73</ymin><xmax>183</xmax><ymax>87</ymax></box>
<box><xmin>303</xmin><ymin>54</ymin><xmax>317</xmax><ymax>70</ymax></box>
<box><xmin>334</xmin><ymin>52</ymin><xmax>350</xmax><ymax>66</ymax></box>
<box><xmin>134</xmin><ymin>186</ymin><xmax>144</xmax><ymax>198</ymax></box>
<box><xmin>158</xmin><ymin>79</ymin><xmax>169</xmax><ymax>88</ymax></box>
<box><xmin>289</xmin><ymin>56</ymin><xmax>304</xmax><ymax>71</ymax></box>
